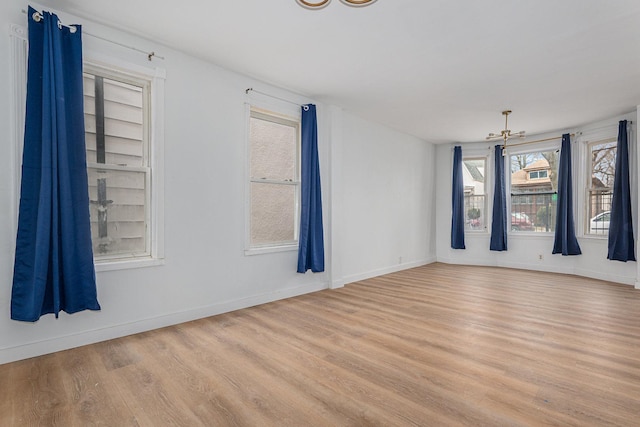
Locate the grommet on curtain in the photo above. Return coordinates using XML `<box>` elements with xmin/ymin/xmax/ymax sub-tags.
<box><xmin>23</xmin><ymin>8</ymin><xmax>162</xmax><ymax>60</ymax></box>
<box><xmin>303</xmin><ymin>105</ymin><xmax>310</xmax><ymax>111</ymax></box>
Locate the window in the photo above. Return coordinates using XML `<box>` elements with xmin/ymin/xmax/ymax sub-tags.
<box><xmin>529</xmin><ymin>170</ymin><xmax>548</xmax><ymax>179</ymax></box>
<box><xmin>587</xmin><ymin>139</ymin><xmax>616</xmax><ymax>236</ymax></box>
<box><xmin>462</xmin><ymin>158</ymin><xmax>487</xmax><ymax>231</ymax></box>
<box><xmin>83</xmin><ymin>61</ymin><xmax>164</xmax><ymax>264</ymax></box>
<box><xmin>11</xmin><ymin>24</ymin><xmax>164</xmax><ymax>269</ymax></box>
<box><xmin>510</xmin><ymin>150</ymin><xmax>558</xmax><ymax>232</ymax></box>
<box><xmin>248</xmin><ymin>108</ymin><xmax>300</xmax><ymax>249</ymax></box>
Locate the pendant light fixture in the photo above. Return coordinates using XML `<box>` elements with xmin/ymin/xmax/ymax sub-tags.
<box><xmin>486</xmin><ymin>110</ymin><xmax>525</xmax><ymax>151</ymax></box>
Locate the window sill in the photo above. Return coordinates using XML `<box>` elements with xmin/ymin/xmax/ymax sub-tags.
<box><xmin>245</xmin><ymin>244</ymin><xmax>298</xmax><ymax>256</ymax></box>
<box><xmin>509</xmin><ymin>232</ymin><xmax>554</xmax><ymax>238</ymax></box>
<box><xmin>95</xmin><ymin>257</ymin><xmax>165</xmax><ymax>272</ymax></box>
<box><xmin>580</xmin><ymin>234</ymin><xmax>608</xmax><ymax>241</ymax></box>
<box><xmin>465</xmin><ymin>230</ymin><xmax>489</xmax><ymax>235</ymax></box>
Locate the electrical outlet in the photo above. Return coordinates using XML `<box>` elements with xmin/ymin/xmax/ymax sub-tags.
<box><xmin>538</xmin><ymin>254</ymin><xmax>543</xmax><ymax>260</ymax></box>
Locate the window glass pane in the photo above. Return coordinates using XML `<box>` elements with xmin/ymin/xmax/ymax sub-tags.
<box><xmin>588</xmin><ymin>190</ymin><xmax>612</xmax><ymax>235</ymax></box>
<box><xmin>591</xmin><ymin>141</ymin><xmax>616</xmax><ymax>188</ymax></box>
<box><xmin>88</xmin><ymin>167</ymin><xmax>147</xmax><ymax>256</ymax></box>
<box><xmin>588</xmin><ymin>140</ymin><xmax>616</xmax><ymax>235</ymax></box>
<box><xmin>464</xmin><ymin>195</ymin><xmax>485</xmax><ymax>231</ymax></box>
<box><xmin>250</xmin><ymin>117</ymin><xmax>296</xmax><ymax>181</ymax></box>
<box><xmin>510</xmin><ymin>150</ymin><xmax>558</xmax><ymax>232</ymax></box>
<box><xmin>84</xmin><ymin>74</ymin><xmax>144</xmax><ymax>167</ymax></box>
<box><xmin>250</xmin><ymin>183</ymin><xmax>296</xmax><ymax>245</ymax></box>
<box><xmin>462</xmin><ymin>158</ymin><xmax>486</xmax><ymax>231</ymax></box>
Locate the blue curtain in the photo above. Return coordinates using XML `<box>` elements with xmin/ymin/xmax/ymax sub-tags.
<box><xmin>297</xmin><ymin>104</ymin><xmax>325</xmax><ymax>273</ymax></box>
<box><xmin>490</xmin><ymin>145</ymin><xmax>507</xmax><ymax>251</ymax></box>
<box><xmin>451</xmin><ymin>146</ymin><xmax>465</xmax><ymax>249</ymax></box>
<box><xmin>608</xmin><ymin>120</ymin><xmax>635</xmax><ymax>262</ymax></box>
<box><xmin>11</xmin><ymin>7</ymin><xmax>100</xmax><ymax>321</ymax></box>
<box><xmin>553</xmin><ymin>134</ymin><xmax>582</xmax><ymax>255</ymax></box>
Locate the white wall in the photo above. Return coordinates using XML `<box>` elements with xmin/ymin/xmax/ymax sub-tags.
<box><xmin>331</xmin><ymin>111</ymin><xmax>436</xmax><ymax>287</ymax></box>
<box><xmin>436</xmin><ymin>113</ymin><xmax>639</xmax><ymax>286</ymax></box>
<box><xmin>0</xmin><ymin>2</ymin><xmax>436</xmax><ymax>364</ymax></box>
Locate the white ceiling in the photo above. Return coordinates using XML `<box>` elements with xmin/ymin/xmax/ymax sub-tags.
<box><xmin>39</xmin><ymin>0</ymin><xmax>640</xmax><ymax>143</ymax></box>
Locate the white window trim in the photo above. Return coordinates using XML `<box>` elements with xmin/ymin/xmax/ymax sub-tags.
<box><xmin>507</xmin><ymin>143</ymin><xmax>561</xmax><ymax>235</ymax></box>
<box><xmin>583</xmin><ymin>136</ymin><xmax>617</xmax><ymax>239</ymax></box>
<box><xmin>10</xmin><ymin>24</ymin><xmax>28</xmax><ymax>237</ymax></box>
<box><xmin>461</xmin><ymin>154</ymin><xmax>489</xmax><ymax>234</ymax></box>
<box><xmin>84</xmin><ymin>56</ymin><xmax>166</xmax><ymax>270</ymax></box>
<box><xmin>577</xmin><ymin>117</ymin><xmax>636</xmax><ymax>240</ymax></box>
<box><xmin>243</xmin><ymin>102</ymin><xmax>302</xmax><ymax>256</ymax></box>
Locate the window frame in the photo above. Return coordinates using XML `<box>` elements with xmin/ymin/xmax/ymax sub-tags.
<box><xmin>84</xmin><ymin>63</ymin><xmax>151</xmax><ymax>261</ymax></box>
<box><xmin>585</xmin><ymin>137</ymin><xmax>617</xmax><ymax>238</ymax></box>
<box><xmin>507</xmin><ymin>144</ymin><xmax>560</xmax><ymax>235</ymax></box>
<box><xmin>9</xmin><ymin>24</ymin><xmax>28</xmax><ymax>237</ymax></box>
<box><xmin>529</xmin><ymin>170</ymin><xmax>548</xmax><ymax>179</ymax></box>
<box><xmin>84</xmin><ymin>57</ymin><xmax>165</xmax><ymax>271</ymax></box>
<box><xmin>245</xmin><ymin>105</ymin><xmax>302</xmax><ymax>255</ymax></box>
<box><xmin>461</xmin><ymin>155</ymin><xmax>488</xmax><ymax>233</ymax></box>
<box><xmin>10</xmin><ymin>26</ymin><xmax>165</xmax><ymax>271</ymax></box>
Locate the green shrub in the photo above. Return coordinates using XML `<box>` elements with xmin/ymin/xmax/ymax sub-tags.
<box><xmin>467</xmin><ymin>208</ymin><xmax>481</xmax><ymax>220</ymax></box>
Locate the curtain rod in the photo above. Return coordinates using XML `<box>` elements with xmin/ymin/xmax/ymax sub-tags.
<box><xmin>504</xmin><ymin>133</ymin><xmax>575</xmax><ymax>149</ymax></box>
<box><xmin>22</xmin><ymin>9</ymin><xmax>164</xmax><ymax>61</ymax></box>
<box><xmin>482</xmin><ymin>133</ymin><xmax>574</xmax><ymax>153</ymax></box>
<box><xmin>506</xmin><ymin>119</ymin><xmax>634</xmax><ymax>149</ymax></box>
<box><xmin>578</xmin><ymin>120</ymin><xmax>634</xmax><ymax>136</ymax></box>
<box><xmin>245</xmin><ymin>88</ymin><xmax>308</xmax><ymax>110</ymax></box>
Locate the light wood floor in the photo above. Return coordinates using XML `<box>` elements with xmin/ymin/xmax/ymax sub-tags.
<box><xmin>2</xmin><ymin>263</ymin><xmax>640</xmax><ymax>426</ymax></box>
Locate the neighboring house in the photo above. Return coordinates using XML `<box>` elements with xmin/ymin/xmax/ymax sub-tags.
<box><xmin>511</xmin><ymin>158</ymin><xmax>553</xmax><ymax>193</ymax></box>
<box><xmin>462</xmin><ymin>160</ymin><xmax>485</xmax><ymax>229</ymax></box>
<box><xmin>462</xmin><ymin>161</ymin><xmax>485</xmax><ymax>196</ymax></box>
<box><xmin>511</xmin><ymin>158</ymin><xmax>554</xmax><ymax>231</ymax></box>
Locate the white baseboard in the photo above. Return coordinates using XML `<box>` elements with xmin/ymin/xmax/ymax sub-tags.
<box><xmin>0</xmin><ymin>281</ymin><xmax>328</xmax><ymax>365</ymax></box>
<box><xmin>437</xmin><ymin>256</ymin><xmax>637</xmax><ymax>286</ymax></box>
<box><xmin>332</xmin><ymin>257</ymin><xmax>436</xmax><ymax>288</ymax></box>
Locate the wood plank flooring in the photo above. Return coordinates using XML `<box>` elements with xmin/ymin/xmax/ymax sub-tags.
<box><xmin>2</xmin><ymin>263</ymin><xmax>640</xmax><ymax>426</ymax></box>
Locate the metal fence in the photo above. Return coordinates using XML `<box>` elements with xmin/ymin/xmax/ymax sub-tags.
<box><xmin>588</xmin><ymin>189</ymin><xmax>612</xmax><ymax>235</ymax></box>
<box><xmin>511</xmin><ymin>192</ymin><xmax>556</xmax><ymax>232</ymax></box>
<box><xmin>464</xmin><ymin>190</ymin><xmax>612</xmax><ymax>234</ymax></box>
<box><xmin>463</xmin><ymin>195</ymin><xmax>485</xmax><ymax>231</ymax></box>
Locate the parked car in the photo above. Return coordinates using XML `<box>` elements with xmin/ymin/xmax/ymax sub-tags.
<box><xmin>590</xmin><ymin>211</ymin><xmax>610</xmax><ymax>234</ymax></box>
<box><xmin>511</xmin><ymin>212</ymin><xmax>534</xmax><ymax>231</ymax></box>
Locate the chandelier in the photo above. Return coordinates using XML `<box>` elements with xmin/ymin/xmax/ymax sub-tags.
<box><xmin>296</xmin><ymin>0</ymin><xmax>377</xmax><ymax>8</ymax></box>
<box><xmin>486</xmin><ymin>110</ymin><xmax>525</xmax><ymax>150</ymax></box>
